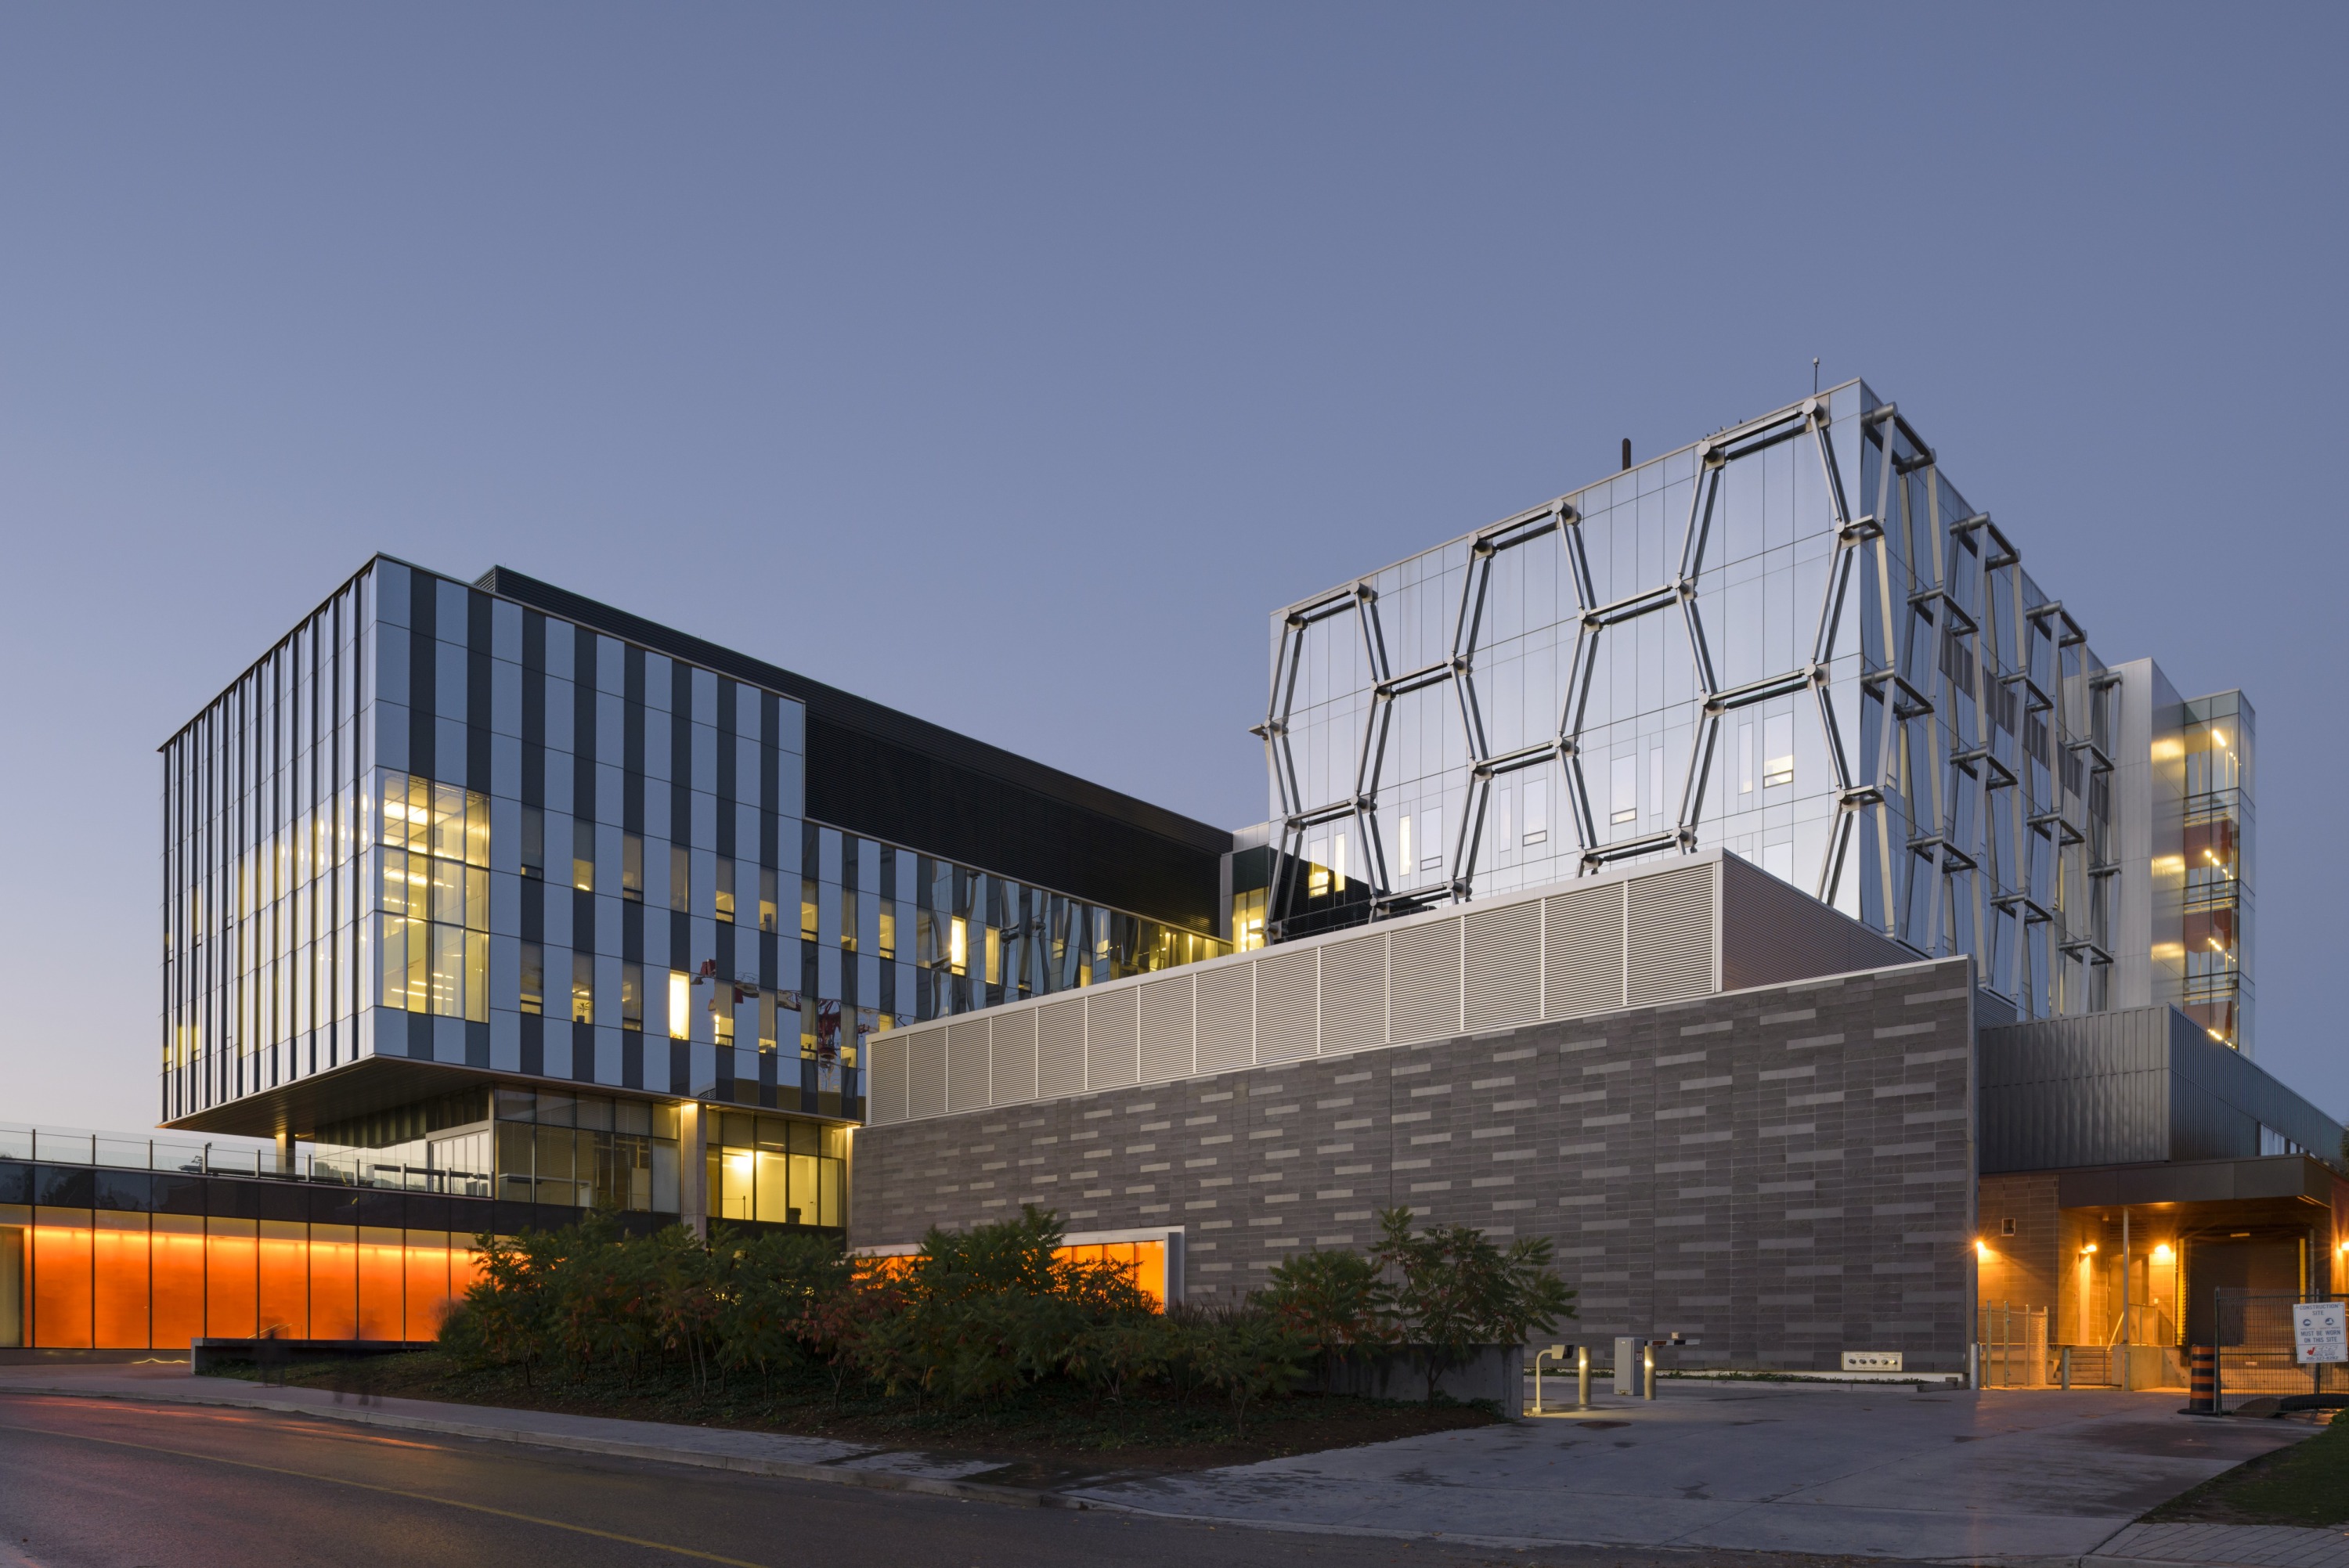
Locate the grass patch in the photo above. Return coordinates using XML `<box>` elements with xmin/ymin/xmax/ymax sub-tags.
<box><xmin>207</xmin><ymin>1350</ymin><xmax>1501</xmax><ymax>1472</ymax></box>
<box><xmin>2145</xmin><ymin>1411</ymin><xmax>2349</xmax><ymax>1528</ymax></box>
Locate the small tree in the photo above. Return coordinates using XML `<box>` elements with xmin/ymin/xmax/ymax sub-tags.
<box><xmin>1374</xmin><ymin>1206</ymin><xmax>1576</xmax><ymax>1400</ymax></box>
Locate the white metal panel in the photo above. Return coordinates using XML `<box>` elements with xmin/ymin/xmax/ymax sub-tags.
<box><xmin>869</xmin><ymin>1030</ymin><xmax>910</xmax><ymax>1124</ymax></box>
<box><xmin>989</xmin><ymin>1007</ymin><xmax>1037</xmax><ymax>1105</ymax></box>
<box><xmin>1035</xmin><ymin>996</ymin><xmax>1087</xmax><ymax>1098</ymax></box>
<box><xmin>946</xmin><ymin>1019</ymin><xmax>990</xmax><ymax>1112</ymax></box>
<box><xmin>1137</xmin><ymin>975</ymin><xmax>1195</xmax><ymax>1083</ymax></box>
<box><xmin>1194</xmin><ymin>961</ymin><xmax>1254</xmax><ymax>1073</ymax></box>
<box><xmin>1545</xmin><ymin>882</ymin><xmax>1626</xmax><ymax>1017</ymax></box>
<box><xmin>1086</xmin><ymin>988</ymin><xmax>1141</xmax><ymax>1090</ymax></box>
<box><xmin>1254</xmin><ymin>947</ymin><xmax>1319</xmax><ymax>1062</ymax></box>
<box><xmin>908</xmin><ymin>1028</ymin><xmax>948</xmax><ymax>1120</ymax></box>
<box><xmin>1317</xmin><ymin>932</ymin><xmax>1388</xmax><ymax>1054</ymax></box>
<box><xmin>1626</xmin><ymin>861</ymin><xmax>1716</xmax><ymax>1006</ymax></box>
<box><xmin>1463</xmin><ymin>902</ymin><xmax>1542</xmax><ymax>1030</ymax></box>
<box><xmin>1389</xmin><ymin>916</ymin><xmax>1463</xmax><ymax>1043</ymax></box>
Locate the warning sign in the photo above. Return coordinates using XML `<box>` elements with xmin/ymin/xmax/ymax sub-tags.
<box><xmin>2293</xmin><ymin>1301</ymin><xmax>2346</xmax><ymax>1365</ymax></box>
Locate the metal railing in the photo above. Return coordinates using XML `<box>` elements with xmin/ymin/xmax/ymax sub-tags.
<box><xmin>0</xmin><ymin>1122</ymin><xmax>488</xmax><ymax>1196</ymax></box>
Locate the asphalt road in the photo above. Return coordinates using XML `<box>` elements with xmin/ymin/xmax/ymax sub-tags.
<box><xmin>0</xmin><ymin>1393</ymin><xmax>1891</xmax><ymax>1568</ymax></box>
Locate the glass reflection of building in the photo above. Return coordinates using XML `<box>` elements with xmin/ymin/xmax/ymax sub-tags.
<box><xmin>1257</xmin><ymin>382</ymin><xmax>2253</xmax><ymax>1044</ymax></box>
<box><xmin>160</xmin><ymin>558</ymin><xmax>1231</xmax><ymax>1227</ymax></box>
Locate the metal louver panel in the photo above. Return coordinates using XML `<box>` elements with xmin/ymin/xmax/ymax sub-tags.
<box><xmin>869</xmin><ymin>1032</ymin><xmax>909</xmax><ymax>1123</ymax></box>
<box><xmin>1086</xmin><ymin>988</ymin><xmax>1141</xmax><ymax>1090</ymax></box>
<box><xmin>1138</xmin><ymin>977</ymin><xmax>1195</xmax><ymax>1083</ymax></box>
<box><xmin>1463</xmin><ymin>902</ymin><xmax>1542</xmax><ymax>1030</ymax></box>
<box><xmin>1389</xmin><ymin>917</ymin><xmax>1463</xmax><ymax>1043</ymax></box>
<box><xmin>1194</xmin><ymin>963</ymin><xmax>1254</xmax><ymax>1073</ymax></box>
<box><xmin>1035</xmin><ymin>997</ymin><xmax>1087</xmax><ymax>1098</ymax></box>
<box><xmin>908</xmin><ymin>1028</ymin><xmax>948</xmax><ymax>1120</ymax></box>
<box><xmin>1546</xmin><ymin>882</ymin><xmax>1626</xmax><ymax>1017</ymax></box>
<box><xmin>1318</xmin><ymin>932</ymin><xmax>1388</xmax><ymax>1054</ymax></box>
<box><xmin>946</xmin><ymin>1020</ymin><xmax>990</xmax><ymax>1112</ymax></box>
<box><xmin>990</xmin><ymin>1007</ymin><xmax>1037</xmax><ymax>1105</ymax></box>
<box><xmin>1626</xmin><ymin>862</ymin><xmax>1716</xmax><ymax>1006</ymax></box>
<box><xmin>1254</xmin><ymin>947</ymin><xmax>1319</xmax><ymax>1062</ymax></box>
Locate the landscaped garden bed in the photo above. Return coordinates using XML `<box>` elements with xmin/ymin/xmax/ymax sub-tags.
<box><xmin>211</xmin><ymin>1202</ymin><xmax>1574</xmax><ymax>1469</ymax></box>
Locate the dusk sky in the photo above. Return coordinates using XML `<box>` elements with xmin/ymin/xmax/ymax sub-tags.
<box><xmin>3</xmin><ymin>4</ymin><xmax>2342</xmax><ymax>1130</ymax></box>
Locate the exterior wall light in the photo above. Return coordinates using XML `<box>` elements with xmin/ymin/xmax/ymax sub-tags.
<box><xmin>1975</xmin><ymin>1240</ymin><xmax>1992</xmax><ymax>1261</ymax></box>
<box><xmin>2080</xmin><ymin>1242</ymin><xmax>2098</xmax><ymax>1255</ymax></box>
<box><xmin>2152</xmin><ymin>1244</ymin><xmax>2174</xmax><ymax>1263</ymax></box>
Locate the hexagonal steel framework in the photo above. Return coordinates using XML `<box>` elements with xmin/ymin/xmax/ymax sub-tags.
<box><xmin>1259</xmin><ymin>385</ymin><xmax>2117</xmax><ymax>1023</ymax></box>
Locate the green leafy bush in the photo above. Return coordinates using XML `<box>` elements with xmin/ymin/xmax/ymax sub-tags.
<box><xmin>441</xmin><ymin>1200</ymin><xmax>1572</xmax><ymax>1423</ymax></box>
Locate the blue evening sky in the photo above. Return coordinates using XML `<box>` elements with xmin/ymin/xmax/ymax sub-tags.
<box><xmin>2</xmin><ymin>5</ymin><xmax>2341</xmax><ymax>1128</ymax></box>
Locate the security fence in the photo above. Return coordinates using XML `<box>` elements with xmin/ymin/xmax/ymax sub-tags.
<box><xmin>2213</xmin><ymin>1289</ymin><xmax>2347</xmax><ymax>1411</ymax></box>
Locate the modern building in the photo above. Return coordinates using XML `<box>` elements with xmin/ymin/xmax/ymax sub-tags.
<box><xmin>2</xmin><ymin>380</ymin><xmax>2336</xmax><ymax>1371</ymax></box>
<box><xmin>858</xmin><ymin>381</ymin><xmax>2338</xmax><ymax>1381</ymax></box>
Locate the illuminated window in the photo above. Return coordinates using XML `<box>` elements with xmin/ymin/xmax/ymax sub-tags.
<box><xmin>801</xmin><ymin>878</ymin><xmax>819</xmax><ymax>940</ymax></box>
<box><xmin>715</xmin><ymin>860</ymin><xmax>735</xmax><ymax>923</ymax></box>
<box><xmin>949</xmin><ymin>917</ymin><xmax>968</xmax><ymax>975</ymax></box>
<box><xmin>1306</xmin><ymin>837</ymin><xmax>1330</xmax><ymax>897</ymax></box>
<box><xmin>1763</xmin><ymin>713</ymin><xmax>1794</xmax><ymax>789</ymax></box>
<box><xmin>571</xmin><ymin>953</ymin><xmax>594</xmax><ymax>1024</ymax></box>
<box><xmin>985</xmin><ymin>925</ymin><xmax>1001</xmax><ymax>986</ymax></box>
<box><xmin>878</xmin><ymin>905</ymin><xmax>897</xmax><ymax>958</ymax></box>
<box><xmin>621</xmin><ymin>963</ymin><xmax>643</xmax><ymax>1030</ymax></box>
<box><xmin>668</xmin><ymin>971</ymin><xmax>690</xmax><ymax>1040</ymax></box>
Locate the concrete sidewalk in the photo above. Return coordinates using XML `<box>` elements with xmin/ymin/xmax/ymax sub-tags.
<box><xmin>1067</xmin><ymin>1380</ymin><xmax>2327</xmax><ymax>1566</ymax></box>
<box><xmin>1</xmin><ymin>1363</ymin><xmax>2336</xmax><ymax>1566</ymax></box>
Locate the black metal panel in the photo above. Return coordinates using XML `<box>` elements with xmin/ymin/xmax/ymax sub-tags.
<box><xmin>0</xmin><ymin>1162</ymin><xmax>36</xmax><ymax>1205</ymax></box>
<box><xmin>93</xmin><ymin>1170</ymin><xmax>154</xmax><ymax>1213</ymax></box>
<box><xmin>474</xmin><ymin>565</ymin><xmax>1229</xmax><ymax>930</ymax></box>
<box><xmin>32</xmin><ymin>1166</ymin><xmax>93</xmax><ymax>1209</ymax></box>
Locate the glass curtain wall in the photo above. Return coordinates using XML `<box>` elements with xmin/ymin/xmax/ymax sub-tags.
<box><xmin>1263</xmin><ymin>382</ymin><xmax>2116</xmax><ymax>1022</ymax></box>
<box><xmin>705</xmin><ymin>1111</ymin><xmax>848</xmax><ymax>1228</ymax></box>
<box><xmin>2180</xmin><ymin>693</ymin><xmax>2253</xmax><ymax>1048</ymax></box>
<box><xmin>161</xmin><ymin>568</ymin><xmax>371</xmax><ymax>1123</ymax></box>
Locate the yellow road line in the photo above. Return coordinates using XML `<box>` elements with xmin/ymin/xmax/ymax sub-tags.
<box><xmin>2</xmin><ymin>1418</ymin><xmax>770</xmax><ymax>1567</ymax></box>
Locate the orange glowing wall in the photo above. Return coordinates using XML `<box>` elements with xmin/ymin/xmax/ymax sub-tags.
<box><xmin>2</xmin><ymin>1208</ymin><xmax>485</xmax><ymax>1351</ymax></box>
<box><xmin>1060</xmin><ymin>1241</ymin><xmax>1167</xmax><ymax>1309</ymax></box>
<box><xmin>861</xmin><ymin>1240</ymin><xmax>1168</xmax><ymax>1310</ymax></box>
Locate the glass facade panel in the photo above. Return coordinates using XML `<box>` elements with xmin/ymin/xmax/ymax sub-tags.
<box><xmin>1261</xmin><ymin>384</ymin><xmax>2130</xmax><ymax>1023</ymax></box>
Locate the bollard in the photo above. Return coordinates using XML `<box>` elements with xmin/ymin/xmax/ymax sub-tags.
<box><xmin>1644</xmin><ymin>1341</ymin><xmax>1658</xmax><ymax>1400</ymax></box>
<box><xmin>2188</xmin><ymin>1345</ymin><xmax>2215</xmax><ymax>1413</ymax></box>
<box><xmin>1577</xmin><ymin>1343</ymin><xmax>1592</xmax><ymax>1408</ymax></box>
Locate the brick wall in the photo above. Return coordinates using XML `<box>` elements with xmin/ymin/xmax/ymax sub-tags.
<box><xmin>854</xmin><ymin>954</ymin><xmax>1979</xmax><ymax>1372</ymax></box>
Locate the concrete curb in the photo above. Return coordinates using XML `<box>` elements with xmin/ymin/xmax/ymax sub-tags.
<box><xmin>0</xmin><ymin>1382</ymin><xmax>1092</xmax><ymax>1511</ymax></box>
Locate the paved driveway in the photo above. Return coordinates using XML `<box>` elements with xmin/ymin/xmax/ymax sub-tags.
<box><xmin>1079</xmin><ymin>1381</ymin><xmax>2315</xmax><ymax>1562</ymax></box>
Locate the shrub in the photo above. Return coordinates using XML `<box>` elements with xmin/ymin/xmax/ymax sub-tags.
<box><xmin>1174</xmin><ymin>1303</ymin><xmax>1312</xmax><ymax>1435</ymax></box>
<box><xmin>1373</xmin><ymin>1206</ymin><xmax>1576</xmax><ymax>1400</ymax></box>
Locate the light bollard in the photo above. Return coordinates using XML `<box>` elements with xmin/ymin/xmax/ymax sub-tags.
<box><xmin>1577</xmin><ymin>1343</ymin><xmax>1592</xmax><ymax>1407</ymax></box>
<box><xmin>1644</xmin><ymin>1341</ymin><xmax>1658</xmax><ymax>1400</ymax></box>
